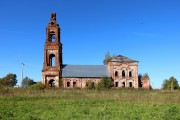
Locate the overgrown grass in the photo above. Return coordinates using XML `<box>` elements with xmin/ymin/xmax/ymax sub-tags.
<box><xmin>0</xmin><ymin>88</ymin><xmax>179</xmax><ymax>120</ymax></box>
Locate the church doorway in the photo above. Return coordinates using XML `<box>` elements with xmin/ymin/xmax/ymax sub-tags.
<box><xmin>129</xmin><ymin>82</ymin><xmax>133</xmax><ymax>87</ymax></box>
<box><xmin>115</xmin><ymin>82</ymin><xmax>118</xmax><ymax>87</ymax></box>
<box><xmin>49</xmin><ymin>79</ymin><xmax>55</xmax><ymax>87</ymax></box>
<box><xmin>122</xmin><ymin>82</ymin><xmax>125</xmax><ymax>87</ymax></box>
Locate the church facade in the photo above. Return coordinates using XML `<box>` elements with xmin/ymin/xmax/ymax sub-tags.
<box><xmin>42</xmin><ymin>13</ymin><xmax>150</xmax><ymax>89</ymax></box>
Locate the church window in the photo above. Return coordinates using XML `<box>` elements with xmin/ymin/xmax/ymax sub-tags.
<box><xmin>115</xmin><ymin>71</ymin><xmax>118</xmax><ymax>77</ymax></box>
<box><xmin>67</xmin><ymin>82</ymin><xmax>70</xmax><ymax>88</ymax></box>
<box><xmin>129</xmin><ymin>71</ymin><xmax>132</xmax><ymax>77</ymax></box>
<box><xmin>122</xmin><ymin>70</ymin><xmax>125</xmax><ymax>77</ymax></box>
<box><xmin>73</xmin><ymin>82</ymin><xmax>76</xmax><ymax>87</ymax></box>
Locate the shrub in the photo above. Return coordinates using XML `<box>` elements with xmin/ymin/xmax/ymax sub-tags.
<box><xmin>98</xmin><ymin>77</ymin><xmax>112</xmax><ymax>89</ymax></box>
<box><xmin>21</xmin><ymin>77</ymin><xmax>36</xmax><ymax>88</ymax></box>
<box><xmin>59</xmin><ymin>79</ymin><xmax>63</xmax><ymax>88</ymax></box>
<box><xmin>86</xmin><ymin>81</ymin><xmax>95</xmax><ymax>90</ymax></box>
<box><xmin>28</xmin><ymin>82</ymin><xmax>46</xmax><ymax>90</ymax></box>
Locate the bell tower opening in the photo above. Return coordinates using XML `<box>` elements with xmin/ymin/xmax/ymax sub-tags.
<box><xmin>42</xmin><ymin>13</ymin><xmax>62</xmax><ymax>88</ymax></box>
<box><xmin>50</xmin><ymin>32</ymin><xmax>56</xmax><ymax>42</ymax></box>
<box><xmin>49</xmin><ymin>54</ymin><xmax>56</xmax><ymax>66</ymax></box>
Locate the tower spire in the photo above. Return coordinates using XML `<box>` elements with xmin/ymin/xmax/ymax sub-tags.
<box><xmin>50</xmin><ymin>13</ymin><xmax>56</xmax><ymax>24</ymax></box>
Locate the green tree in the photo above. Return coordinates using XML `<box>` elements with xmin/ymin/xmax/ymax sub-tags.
<box><xmin>142</xmin><ymin>73</ymin><xmax>150</xmax><ymax>79</ymax></box>
<box><xmin>21</xmin><ymin>77</ymin><xmax>35</xmax><ymax>88</ymax></box>
<box><xmin>0</xmin><ymin>78</ymin><xmax>9</xmax><ymax>87</ymax></box>
<box><xmin>103</xmin><ymin>52</ymin><xmax>112</xmax><ymax>65</ymax></box>
<box><xmin>0</xmin><ymin>73</ymin><xmax>17</xmax><ymax>87</ymax></box>
<box><xmin>98</xmin><ymin>77</ymin><xmax>112</xmax><ymax>89</ymax></box>
<box><xmin>162</xmin><ymin>76</ymin><xmax>179</xmax><ymax>90</ymax></box>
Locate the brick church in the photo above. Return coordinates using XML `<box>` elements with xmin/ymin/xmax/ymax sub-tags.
<box><xmin>42</xmin><ymin>13</ymin><xmax>150</xmax><ymax>89</ymax></box>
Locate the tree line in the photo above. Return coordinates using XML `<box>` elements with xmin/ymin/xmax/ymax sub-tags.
<box><xmin>0</xmin><ymin>73</ymin><xmax>36</xmax><ymax>88</ymax></box>
<box><xmin>0</xmin><ymin>73</ymin><xmax>179</xmax><ymax>90</ymax></box>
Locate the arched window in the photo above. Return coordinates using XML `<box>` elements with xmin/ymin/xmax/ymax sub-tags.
<box><xmin>49</xmin><ymin>54</ymin><xmax>56</xmax><ymax>66</ymax></box>
<box><xmin>50</xmin><ymin>32</ymin><xmax>56</xmax><ymax>42</ymax></box>
<box><xmin>67</xmin><ymin>82</ymin><xmax>70</xmax><ymax>88</ymax></box>
<box><xmin>115</xmin><ymin>71</ymin><xmax>118</xmax><ymax>77</ymax></box>
<box><xmin>122</xmin><ymin>70</ymin><xmax>125</xmax><ymax>77</ymax></box>
<box><xmin>129</xmin><ymin>71</ymin><xmax>132</xmax><ymax>77</ymax></box>
<box><xmin>73</xmin><ymin>82</ymin><xmax>76</xmax><ymax>87</ymax></box>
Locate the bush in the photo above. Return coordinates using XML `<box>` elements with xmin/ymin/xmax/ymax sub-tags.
<box><xmin>21</xmin><ymin>77</ymin><xmax>35</xmax><ymax>88</ymax></box>
<box><xmin>28</xmin><ymin>82</ymin><xmax>46</xmax><ymax>90</ymax></box>
<box><xmin>86</xmin><ymin>81</ymin><xmax>96</xmax><ymax>90</ymax></box>
<box><xmin>59</xmin><ymin>79</ymin><xmax>63</xmax><ymax>88</ymax></box>
<box><xmin>98</xmin><ymin>77</ymin><xmax>112</xmax><ymax>89</ymax></box>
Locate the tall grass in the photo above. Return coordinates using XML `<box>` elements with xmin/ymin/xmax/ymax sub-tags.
<box><xmin>1</xmin><ymin>88</ymin><xmax>179</xmax><ymax>103</ymax></box>
<box><xmin>0</xmin><ymin>88</ymin><xmax>179</xmax><ymax>120</ymax></box>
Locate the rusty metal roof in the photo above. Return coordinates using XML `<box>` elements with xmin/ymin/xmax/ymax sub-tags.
<box><xmin>110</xmin><ymin>55</ymin><xmax>139</xmax><ymax>63</ymax></box>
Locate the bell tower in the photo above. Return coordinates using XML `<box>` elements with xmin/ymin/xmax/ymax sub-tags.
<box><xmin>42</xmin><ymin>13</ymin><xmax>62</xmax><ymax>87</ymax></box>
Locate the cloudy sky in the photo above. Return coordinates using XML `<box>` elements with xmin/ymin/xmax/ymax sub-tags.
<box><xmin>0</xmin><ymin>0</ymin><xmax>180</xmax><ymax>88</ymax></box>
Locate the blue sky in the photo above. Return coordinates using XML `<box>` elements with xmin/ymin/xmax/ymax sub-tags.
<box><xmin>0</xmin><ymin>0</ymin><xmax>180</xmax><ymax>88</ymax></box>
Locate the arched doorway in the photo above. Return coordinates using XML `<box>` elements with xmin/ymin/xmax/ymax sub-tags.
<box><xmin>122</xmin><ymin>82</ymin><xmax>125</xmax><ymax>87</ymax></box>
<box><xmin>129</xmin><ymin>82</ymin><xmax>133</xmax><ymax>87</ymax></box>
<box><xmin>49</xmin><ymin>79</ymin><xmax>55</xmax><ymax>87</ymax></box>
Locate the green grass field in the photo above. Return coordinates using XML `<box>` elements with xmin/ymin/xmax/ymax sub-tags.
<box><xmin>0</xmin><ymin>88</ymin><xmax>180</xmax><ymax>120</ymax></box>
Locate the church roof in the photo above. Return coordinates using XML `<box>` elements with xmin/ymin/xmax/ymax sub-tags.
<box><xmin>62</xmin><ymin>65</ymin><xmax>110</xmax><ymax>78</ymax></box>
<box><xmin>110</xmin><ymin>55</ymin><xmax>139</xmax><ymax>63</ymax></box>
